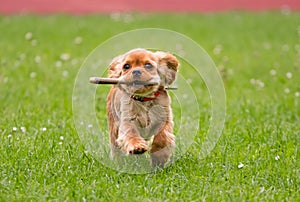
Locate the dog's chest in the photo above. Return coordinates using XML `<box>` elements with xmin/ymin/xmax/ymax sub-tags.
<box><xmin>130</xmin><ymin>102</ymin><xmax>153</xmax><ymax>128</ymax></box>
<box><xmin>128</xmin><ymin>101</ymin><xmax>166</xmax><ymax>139</ymax></box>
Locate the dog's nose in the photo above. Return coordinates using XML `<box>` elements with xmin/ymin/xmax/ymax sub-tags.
<box><xmin>132</xmin><ymin>70</ymin><xmax>142</xmax><ymax>78</ymax></box>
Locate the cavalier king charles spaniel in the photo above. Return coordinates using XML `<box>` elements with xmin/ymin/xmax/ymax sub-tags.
<box><xmin>106</xmin><ymin>48</ymin><xmax>179</xmax><ymax>167</ymax></box>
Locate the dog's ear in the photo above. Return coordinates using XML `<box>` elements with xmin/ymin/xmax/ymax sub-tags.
<box><xmin>155</xmin><ymin>51</ymin><xmax>179</xmax><ymax>86</ymax></box>
<box><xmin>108</xmin><ymin>55</ymin><xmax>123</xmax><ymax>78</ymax></box>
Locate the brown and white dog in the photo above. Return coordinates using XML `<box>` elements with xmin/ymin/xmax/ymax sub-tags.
<box><xmin>106</xmin><ymin>48</ymin><xmax>179</xmax><ymax>167</ymax></box>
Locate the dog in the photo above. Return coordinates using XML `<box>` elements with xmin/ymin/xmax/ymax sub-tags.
<box><xmin>106</xmin><ymin>48</ymin><xmax>179</xmax><ymax>167</ymax></box>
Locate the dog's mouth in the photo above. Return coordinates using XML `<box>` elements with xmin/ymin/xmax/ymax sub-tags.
<box><xmin>126</xmin><ymin>80</ymin><xmax>158</xmax><ymax>87</ymax></box>
<box><xmin>120</xmin><ymin>79</ymin><xmax>159</xmax><ymax>96</ymax></box>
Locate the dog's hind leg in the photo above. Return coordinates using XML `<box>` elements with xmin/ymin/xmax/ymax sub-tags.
<box><xmin>150</xmin><ymin>121</ymin><xmax>175</xmax><ymax>168</ymax></box>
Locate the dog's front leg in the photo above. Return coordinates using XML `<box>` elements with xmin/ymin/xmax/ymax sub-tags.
<box><xmin>150</xmin><ymin>121</ymin><xmax>175</xmax><ymax>168</ymax></box>
<box><xmin>116</xmin><ymin>121</ymin><xmax>148</xmax><ymax>155</ymax></box>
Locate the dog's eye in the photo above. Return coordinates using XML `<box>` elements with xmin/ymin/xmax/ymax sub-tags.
<box><xmin>144</xmin><ymin>63</ymin><xmax>153</xmax><ymax>70</ymax></box>
<box><xmin>123</xmin><ymin>63</ymin><xmax>131</xmax><ymax>70</ymax></box>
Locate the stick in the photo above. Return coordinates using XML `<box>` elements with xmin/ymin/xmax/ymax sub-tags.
<box><xmin>89</xmin><ymin>77</ymin><xmax>177</xmax><ymax>90</ymax></box>
<box><xmin>89</xmin><ymin>77</ymin><xmax>126</xmax><ymax>84</ymax></box>
<box><xmin>89</xmin><ymin>77</ymin><xmax>158</xmax><ymax>86</ymax></box>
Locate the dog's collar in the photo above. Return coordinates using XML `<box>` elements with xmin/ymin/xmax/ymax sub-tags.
<box><xmin>130</xmin><ymin>91</ymin><xmax>161</xmax><ymax>102</ymax></box>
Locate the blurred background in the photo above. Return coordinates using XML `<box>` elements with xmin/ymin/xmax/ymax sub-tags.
<box><xmin>1</xmin><ymin>0</ymin><xmax>300</xmax><ymax>201</ymax></box>
<box><xmin>1</xmin><ymin>0</ymin><xmax>300</xmax><ymax>14</ymax></box>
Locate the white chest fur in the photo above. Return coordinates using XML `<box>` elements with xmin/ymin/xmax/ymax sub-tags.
<box><xmin>120</xmin><ymin>96</ymin><xmax>169</xmax><ymax>140</ymax></box>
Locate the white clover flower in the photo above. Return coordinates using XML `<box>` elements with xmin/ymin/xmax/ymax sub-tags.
<box><xmin>213</xmin><ymin>44</ymin><xmax>222</xmax><ymax>55</ymax></box>
<box><xmin>62</xmin><ymin>70</ymin><xmax>69</xmax><ymax>77</ymax></box>
<box><xmin>25</xmin><ymin>32</ymin><xmax>33</xmax><ymax>40</ymax></box>
<box><xmin>20</xmin><ymin>126</ymin><xmax>26</xmax><ymax>133</ymax></box>
<box><xmin>58</xmin><ymin>142</ymin><xmax>63</xmax><ymax>145</ymax></box>
<box><xmin>8</xmin><ymin>134</ymin><xmax>12</xmax><ymax>139</ymax></box>
<box><xmin>60</xmin><ymin>53</ymin><xmax>70</xmax><ymax>61</ymax></box>
<box><xmin>41</xmin><ymin>127</ymin><xmax>47</xmax><ymax>132</ymax></box>
<box><xmin>19</xmin><ymin>53</ymin><xmax>26</xmax><ymax>61</ymax></box>
<box><xmin>12</xmin><ymin>127</ymin><xmax>17</xmax><ymax>131</ymax></box>
<box><xmin>286</xmin><ymin>72</ymin><xmax>292</xmax><ymax>79</ymax></box>
<box><xmin>259</xmin><ymin>187</ymin><xmax>265</xmax><ymax>194</ymax></box>
<box><xmin>282</xmin><ymin>44</ymin><xmax>290</xmax><ymax>52</ymax></box>
<box><xmin>269</xmin><ymin>69</ymin><xmax>276</xmax><ymax>76</ymax></box>
<box><xmin>257</xmin><ymin>81</ymin><xmax>265</xmax><ymax>88</ymax></box>
<box><xmin>250</xmin><ymin>78</ymin><xmax>256</xmax><ymax>85</ymax></box>
<box><xmin>35</xmin><ymin>55</ymin><xmax>41</xmax><ymax>63</ymax></box>
<box><xmin>250</xmin><ymin>79</ymin><xmax>264</xmax><ymax>88</ymax></box>
<box><xmin>186</xmin><ymin>78</ymin><xmax>193</xmax><ymax>84</ymax></box>
<box><xmin>30</xmin><ymin>72</ymin><xmax>37</xmax><ymax>78</ymax></box>
<box><xmin>284</xmin><ymin>88</ymin><xmax>290</xmax><ymax>94</ymax></box>
<box><xmin>74</xmin><ymin>36</ymin><xmax>83</xmax><ymax>45</ymax></box>
<box><xmin>238</xmin><ymin>162</ymin><xmax>244</xmax><ymax>169</ymax></box>
<box><xmin>275</xmin><ymin>155</ymin><xmax>280</xmax><ymax>161</ymax></box>
<box><xmin>55</xmin><ymin>61</ymin><xmax>62</xmax><ymax>68</ymax></box>
<box><xmin>31</xmin><ymin>40</ymin><xmax>37</xmax><ymax>46</ymax></box>
<box><xmin>60</xmin><ymin>136</ymin><xmax>64</xmax><ymax>140</ymax></box>
<box><xmin>88</xmin><ymin>124</ymin><xmax>93</xmax><ymax>128</ymax></box>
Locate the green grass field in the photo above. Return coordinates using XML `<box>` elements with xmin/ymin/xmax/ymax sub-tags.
<box><xmin>1</xmin><ymin>12</ymin><xmax>299</xmax><ymax>201</ymax></box>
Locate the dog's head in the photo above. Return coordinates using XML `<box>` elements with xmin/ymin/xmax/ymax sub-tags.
<box><xmin>108</xmin><ymin>49</ymin><xmax>179</xmax><ymax>96</ymax></box>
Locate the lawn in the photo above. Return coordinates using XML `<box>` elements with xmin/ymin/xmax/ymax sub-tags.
<box><xmin>0</xmin><ymin>12</ymin><xmax>299</xmax><ymax>201</ymax></box>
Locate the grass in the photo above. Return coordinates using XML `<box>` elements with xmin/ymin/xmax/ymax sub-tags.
<box><xmin>0</xmin><ymin>12</ymin><xmax>300</xmax><ymax>201</ymax></box>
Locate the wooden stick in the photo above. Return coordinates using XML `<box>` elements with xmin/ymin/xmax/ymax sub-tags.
<box><xmin>89</xmin><ymin>77</ymin><xmax>158</xmax><ymax>86</ymax></box>
<box><xmin>89</xmin><ymin>77</ymin><xmax>125</xmax><ymax>84</ymax></box>
<box><xmin>89</xmin><ymin>77</ymin><xmax>177</xmax><ymax>90</ymax></box>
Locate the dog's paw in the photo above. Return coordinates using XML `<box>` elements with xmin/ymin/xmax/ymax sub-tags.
<box><xmin>150</xmin><ymin>152</ymin><xmax>169</xmax><ymax>168</ymax></box>
<box><xmin>126</xmin><ymin>138</ymin><xmax>148</xmax><ymax>155</ymax></box>
<box><xmin>117</xmin><ymin>136</ymin><xmax>148</xmax><ymax>155</ymax></box>
<box><xmin>150</xmin><ymin>145</ymin><xmax>174</xmax><ymax>168</ymax></box>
